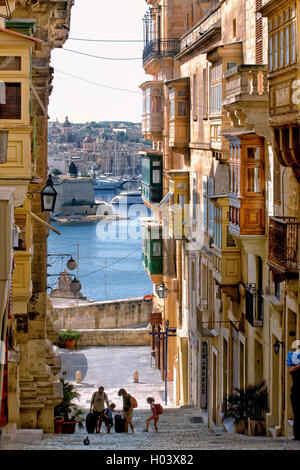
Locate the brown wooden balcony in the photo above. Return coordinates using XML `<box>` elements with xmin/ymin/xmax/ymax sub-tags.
<box><xmin>268</xmin><ymin>217</ymin><xmax>300</xmax><ymax>278</ymax></box>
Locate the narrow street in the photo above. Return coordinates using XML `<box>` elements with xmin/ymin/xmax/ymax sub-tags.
<box><xmin>1</xmin><ymin>346</ymin><xmax>300</xmax><ymax>451</ymax></box>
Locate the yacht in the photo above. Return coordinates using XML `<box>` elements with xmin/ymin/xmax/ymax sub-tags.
<box><xmin>110</xmin><ymin>191</ymin><xmax>143</xmax><ymax>205</ymax></box>
<box><xmin>94</xmin><ymin>175</ymin><xmax>125</xmax><ymax>190</ymax></box>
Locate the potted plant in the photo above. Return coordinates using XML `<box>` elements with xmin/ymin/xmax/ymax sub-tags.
<box><xmin>222</xmin><ymin>388</ymin><xmax>248</xmax><ymax>434</ymax></box>
<box><xmin>54</xmin><ymin>377</ymin><xmax>85</xmax><ymax>434</ymax></box>
<box><xmin>246</xmin><ymin>381</ymin><xmax>268</xmax><ymax>436</ymax></box>
<box><xmin>58</xmin><ymin>329</ymin><xmax>81</xmax><ymax>349</ymax></box>
<box><xmin>54</xmin><ymin>415</ymin><xmax>64</xmax><ymax>434</ymax></box>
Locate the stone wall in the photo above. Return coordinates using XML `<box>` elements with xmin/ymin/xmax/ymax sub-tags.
<box><xmin>54</xmin><ymin>297</ymin><xmax>152</xmax><ymax>330</ymax></box>
<box><xmin>77</xmin><ymin>328</ymin><xmax>150</xmax><ymax>347</ymax></box>
<box><xmin>53</xmin><ymin>178</ymin><xmax>96</xmax><ymax>216</ymax></box>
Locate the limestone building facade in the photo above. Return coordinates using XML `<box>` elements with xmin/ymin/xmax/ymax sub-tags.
<box><xmin>140</xmin><ymin>0</ymin><xmax>300</xmax><ymax>437</ymax></box>
<box><xmin>0</xmin><ymin>0</ymin><xmax>74</xmax><ymax>434</ymax></box>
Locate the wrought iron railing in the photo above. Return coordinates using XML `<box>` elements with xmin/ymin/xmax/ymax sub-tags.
<box><xmin>268</xmin><ymin>217</ymin><xmax>300</xmax><ymax>274</ymax></box>
<box><xmin>143</xmin><ymin>39</ymin><xmax>181</xmax><ymax>65</ymax></box>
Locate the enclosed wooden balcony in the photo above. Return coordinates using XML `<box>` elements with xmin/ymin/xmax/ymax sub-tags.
<box><xmin>140</xmin><ymin>81</ymin><xmax>163</xmax><ymax>142</ymax></box>
<box><xmin>142</xmin><ymin>219</ymin><xmax>163</xmax><ymax>284</ymax></box>
<box><xmin>167</xmin><ymin>78</ymin><xmax>189</xmax><ymax>148</ymax></box>
<box><xmin>268</xmin><ymin>217</ymin><xmax>300</xmax><ymax>279</ymax></box>
<box><xmin>228</xmin><ymin>134</ymin><xmax>265</xmax><ymax>237</ymax></box>
<box><xmin>141</xmin><ymin>151</ymin><xmax>163</xmax><ymax>206</ymax></box>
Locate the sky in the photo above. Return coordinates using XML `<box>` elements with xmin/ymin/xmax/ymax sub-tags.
<box><xmin>48</xmin><ymin>0</ymin><xmax>149</xmax><ymax>124</ymax></box>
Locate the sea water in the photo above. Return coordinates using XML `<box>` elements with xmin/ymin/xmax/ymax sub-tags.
<box><xmin>47</xmin><ymin>186</ymin><xmax>153</xmax><ymax>302</ymax></box>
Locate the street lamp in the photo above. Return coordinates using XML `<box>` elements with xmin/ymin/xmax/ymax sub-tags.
<box><xmin>273</xmin><ymin>339</ymin><xmax>284</xmax><ymax>355</ymax></box>
<box><xmin>66</xmin><ymin>256</ymin><xmax>77</xmax><ymax>271</ymax></box>
<box><xmin>157</xmin><ymin>282</ymin><xmax>168</xmax><ymax>299</ymax></box>
<box><xmin>70</xmin><ymin>277</ymin><xmax>82</xmax><ymax>293</ymax></box>
<box><xmin>40</xmin><ymin>174</ymin><xmax>57</xmax><ymax>212</ymax></box>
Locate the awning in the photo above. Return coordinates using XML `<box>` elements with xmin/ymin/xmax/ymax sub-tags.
<box><xmin>159</xmin><ymin>191</ymin><xmax>173</xmax><ymax>207</ymax></box>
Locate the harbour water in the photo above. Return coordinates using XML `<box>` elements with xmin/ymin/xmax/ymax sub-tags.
<box><xmin>47</xmin><ymin>184</ymin><xmax>153</xmax><ymax>302</ymax></box>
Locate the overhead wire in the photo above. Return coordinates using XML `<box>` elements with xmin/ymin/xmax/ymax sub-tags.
<box><xmin>79</xmin><ymin>246</ymin><xmax>141</xmax><ymax>279</ymax></box>
<box><xmin>55</xmin><ymin>69</ymin><xmax>142</xmax><ymax>95</ymax></box>
<box><xmin>62</xmin><ymin>48</ymin><xmax>142</xmax><ymax>61</ymax></box>
<box><xmin>68</xmin><ymin>38</ymin><xmax>143</xmax><ymax>43</ymax></box>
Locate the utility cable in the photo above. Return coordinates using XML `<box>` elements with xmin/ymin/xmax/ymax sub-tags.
<box><xmin>68</xmin><ymin>37</ymin><xmax>143</xmax><ymax>43</ymax></box>
<box><xmin>55</xmin><ymin>69</ymin><xmax>142</xmax><ymax>95</ymax></box>
<box><xmin>63</xmin><ymin>48</ymin><xmax>142</xmax><ymax>61</ymax></box>
<box><xmin>80</xmin><ymin>246</ymin><xmax>141</xmax><ymax>279</ymax></box>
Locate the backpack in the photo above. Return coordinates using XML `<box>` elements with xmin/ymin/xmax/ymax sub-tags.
<box><xmin>154</xmin><ymin>403</ymin><xmax>163</xmax><ymax>415</ymax></box>
<box><xmin>130</xmin><ymin>395</ymin><xmax>138</xmax><ymax>408</ymax></box>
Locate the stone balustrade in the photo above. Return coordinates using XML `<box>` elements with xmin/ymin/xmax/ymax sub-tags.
<box><xmin>223</xmin><ymin>64</ymin><xmax>269</xmax><ymax>106</ymax></box>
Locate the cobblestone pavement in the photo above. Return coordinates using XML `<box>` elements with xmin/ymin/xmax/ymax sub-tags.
<box><xmin>1</xmin><ymin>346</ymin><xmax>300</xmax><ymax>450</ymax></box>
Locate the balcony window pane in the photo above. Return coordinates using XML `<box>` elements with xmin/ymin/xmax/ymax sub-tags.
<box><xmin>142</xmin><ymin>91</ymin><xmax>146</xmax><ymax>113</ymax></box>
<box><xmin>227</xmin><ymin>227</ymin><xmax>236</xmax><ymax>247</ymax></box>
<box><xmin>291</xmin><ymin>23</ymin><xmax>296</xmax><ymax>62</ymax></box>
<box><xmin>170</xmin><ymin>101</ymin><xmax>175</xmax><ymax>119</ymax></box>
<box><xmin>285</xmin><ymin>27</ymin><xmax>290</xmax><ymax>64</ymax></box>
<box><xmin>152</xmin><ymin>241</ymin><xmax>161</xmax><ymax>257</ymax></box>
<box><xmin>152</xmin><ymin>169</ymin><xmax>161</xmax><ymax>184</ymax></box>
<box><xmin>280</xmin><ymin>30</ymin><xmax>284</xmax><ymax>67</ymax></box>
<box><xmin>0</xmin><ymin>82</ymin><xmax>21</xmax><ymax>119</ymax></box>
<box><xmin>274</xmin><ymin>34</ymin><xmax>278</xmax><ymax>69</ymax></box>
<box><xmin>151</xmin><ymin>95</ymin><xmax>162</xmax><ymax>113</ymax></box>
<box><xmin>146</xmin><ymin>89</ymin><xmax>151</xmax><ymax>113</ymax></box>
<box><xmin>0</xmin><ymin>56</ymin><xmax>21</xmax><ymax>71</ymax></box>
<box><xmin>178</xmin><ymin>101</ymin><xmax>187</xmax><ymax>117</ymax></box>
<box><xmin>178</xmin><ymin>194</ymin><xmax>186</xmax><ymax>210</ymax></box>
<box><xmin>269</xmin><ymin>37</ymin><xmax>273</xmax><ymax>71</ymax></box>
<box><xmin>247</xmin><ymin>167</ymin><xmax>261</xmax><ymax>192</ymax></box>
<box><xmin>247</xmin><ymin>147</ymin><xmax>260</xmax><ymax>160</ymax></box>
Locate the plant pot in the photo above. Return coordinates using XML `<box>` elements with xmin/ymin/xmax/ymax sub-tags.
<box><xmin>248</xmin><ymin>418</ymin><xmax>266</xmax><ymax>436</ymax></box>
<box><xmin>54</xmin><ymin>419</ymin><xmax>64</xmax><ymax>434</ymax></box>
<box><xmin>61</xmin><ymin>421</ymin><xmax>77</xmax><ymax>434</ymax></box>
<box><xmin>65</xmin><ymin>339</ymin><xmax>76</xmax><ymax>350</ymax></box>
<box><xmin>234</xmin><ymin>419</ymin><xmax>248</xmax><ymax>435</ymax></box>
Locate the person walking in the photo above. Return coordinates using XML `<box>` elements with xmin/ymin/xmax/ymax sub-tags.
<box><xmin>103</xmin><ymin>403</ymin><xmax>116</xmax><ymax>434</ymax></box>
<box><xmin>289</xmin><ymin>364</ymin><xmax>300</xmax><ymax>440</ymax></box>
<box><xmin>118</xmin><ymin>388</ymin><xmax>135</xmax><ymax>433</ymax></box>
<box><xmin>143</xmin><ymin>397</ymin><xmax>160</xmax><ymax>433</ymax></box>
<box><xmin>90</xmin><ymin>386</ymin><xmax>110</xmax><ymax>433</ymax></box>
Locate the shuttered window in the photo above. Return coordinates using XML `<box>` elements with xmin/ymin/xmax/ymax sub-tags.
<box><xmin>256</xmin><ymin>1</ymin><xmax>263</xmax><ymax>64</ymax></box>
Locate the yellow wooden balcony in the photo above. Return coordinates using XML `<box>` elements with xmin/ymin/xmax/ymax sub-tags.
<box><xmin>12</xmin><ymin>199</ymin><xmax>32</xmax><ymax>313</ymax></box>
<box><xmin>160</xmin><ymin>170</ymin><xmax>189</xmax><ymax>240</ymax></box>
<box><xmin>0</xmin><ymin>29</ymin><xmax>40</xmax><ymax>183</ymax></box>
<box><xmin>167</xmin><ymin>78</ymin><xmax>189</xmax><ymax>148</ymax></box>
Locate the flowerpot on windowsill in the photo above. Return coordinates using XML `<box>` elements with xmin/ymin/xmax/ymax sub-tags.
<box><xmin>61</xmin><ymin>421</ymin><xmax>77</xmax><ymax>434</ymax></box>
<box><xmin>248</xmin><ymin>418</ymin><xmax>266</xmax><ymax>436</ymax></box>
<box><xmin>54</xmin><ymin>418</ymin><xmax>64</xmax><ymax>434</ymax></box>
<box><xmin>65</xmin><ymin>339</ymin><xmax>76</xmax><ymax>350</ymax></box>
<box><xmin>234</xmin><ymin>419</ymin><xmax>248</xmax><ymax>435</ymax></box>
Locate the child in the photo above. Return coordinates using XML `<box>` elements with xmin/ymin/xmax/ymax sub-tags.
<box><xmin>103</xmin><ymin>403</ymin><xmax>116</xmax><ymax>433</ymax></box>
<box><xmin>143</xmin><ymin>397</ymin><xmax>160</xmax><ymax>433</ymax></box>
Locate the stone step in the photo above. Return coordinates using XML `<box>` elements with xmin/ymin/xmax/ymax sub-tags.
<box><xmin>1</xmin><ymin>429</ymin><xmax>43</xmax><ymax>444</ymax></box>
